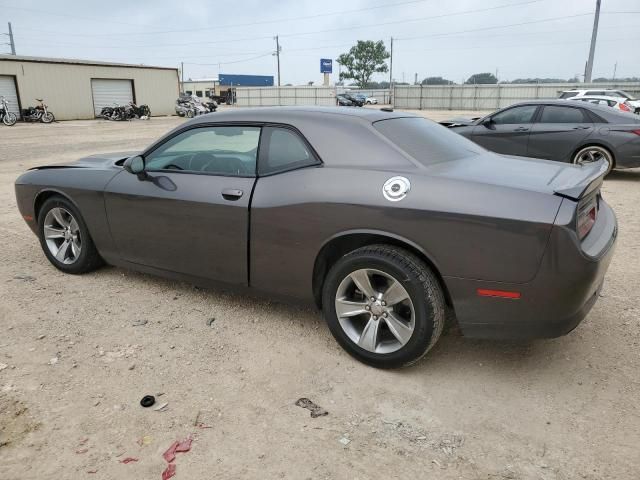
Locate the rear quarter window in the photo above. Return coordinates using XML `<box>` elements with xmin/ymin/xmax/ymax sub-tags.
<box><xmin>373</xmin><ymin>117</ymin><xmax>483</xmax><ymax>166</ymax></box>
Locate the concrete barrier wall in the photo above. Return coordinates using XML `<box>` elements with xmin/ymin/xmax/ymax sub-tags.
<box><xmin>235</xmin><ymin>87</ymin><xmax>336</xmax><ymax>106</ymax></box>
<box><xmin>393</xmin><ymin>83</ymin><xmax>640</xmax><ymax>110</ymax></box>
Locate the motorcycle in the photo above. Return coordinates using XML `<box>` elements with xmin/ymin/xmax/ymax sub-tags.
<box><xmin>128</xmin><ymin>102</ymin><xmax>151</xmax><ymax>119</ymax></box>
<box><xmin>21</xmin><ymin>98</ymin><xmax>55</xmax><ymax>123</ymax></box>
<box><xmin>203</xmin><ymin>100</ymin><xmax>217</xmax><ymax>113</ymax></box>
<box><xmin>100</xmin><ymin>102</ymin><xmax>151</xmax><ymax>120</ymax></box>
<box><xmin>0</xmin><ymin>96</ymin><xmax>17</xmax><ymax>126</ymax></box>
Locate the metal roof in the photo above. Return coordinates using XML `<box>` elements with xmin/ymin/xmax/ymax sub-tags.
<box><xmin>0</xmin><ymin>54</ymin><xmax>177</xmax><ymax>71</ymax></box>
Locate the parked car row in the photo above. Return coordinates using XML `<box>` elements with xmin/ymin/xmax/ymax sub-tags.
<box><xmin>175</xmin><ymin>94</ymin><xmax>217</xmax><ymax>118</ymax></box>
<box><xmin>99</xmin><ymin>102</ymin><xmax>151</xmax><ymax>121</ymax></box>
<box><xmin>560</xmin><ymin>88</ymin><xmax>640</xmax><ymax>114</ymax></box>
<box><xmin>0</xmin><ymin>97</ymin><xmax>55</xmax><ymax>126</ymax></box>
<box><xmin>336</xmin><ymin>92</ymin><xmax>378</xmax><ymax>107</ymax></box>
<box><xmin>441</xmin><ymin>99</ymin><xmax>640</xmax><ymax>174</ymax></box>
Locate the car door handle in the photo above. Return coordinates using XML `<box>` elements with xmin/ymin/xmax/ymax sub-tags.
<box><xmin>513</xmin><ymin>127</ymin><xmax>529</xmax><ymax>132</ymax></box>
<box><xmin>573</xmin><ymin>126</ymin><xmax>591</xmax><ymax>130</ymax></box>
<box><xmin>221</xmin><ymin>188</ymin><xmax>243</xmax><ymax>200</ymax></box>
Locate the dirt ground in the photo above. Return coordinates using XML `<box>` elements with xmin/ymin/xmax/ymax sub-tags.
<box><xmin>0</xmin><ymin>111</ymin><xmax>639</xmax><ymax>480</ymax></box>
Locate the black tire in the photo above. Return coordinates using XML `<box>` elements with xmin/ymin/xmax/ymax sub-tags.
<box><xmin>322</xmin><ymin>244</ymin><xmax>445</xmax><ymax>369</ymax></box>
<box><xmin>41</xmin><ymin>112</ymin><xmax>55</xmax><ymax>123</ymax></box>
<box><xmin>37</xmin><ymin>196</ymin><xmax>103</xmax><ymax>274</ymax></box>
<box><xmin>186</xmin><ymin>109</ymin><xmax>195</xmax><ymax>118</ymax></box>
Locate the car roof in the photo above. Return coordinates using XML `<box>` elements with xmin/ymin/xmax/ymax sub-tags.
<box><xmin>188</xmin><ymin>106</ymin><xmax>415</xmax><ymax>125</ymax></box>
<box><xmin>503</xmin><ymin>99</ymin><xmax>638</xmax><ymax>123</ymax></box>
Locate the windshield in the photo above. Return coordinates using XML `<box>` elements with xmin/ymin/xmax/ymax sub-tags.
<box><xmin>615</xmin><ymin>90</ymin><xmax>636</xmax><ymax>101</ymax></box>
<box><xmin>373</xmin><ymin>117</ymin><xmax>484</xmax><ymax>165</ymax></box>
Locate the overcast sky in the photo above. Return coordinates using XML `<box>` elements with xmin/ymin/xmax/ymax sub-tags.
<box><xmin>1</xmin><ymin>0</ymin><xmax>638</xmax><ymax>84</ymax></box>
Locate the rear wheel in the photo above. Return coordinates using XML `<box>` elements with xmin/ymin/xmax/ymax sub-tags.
<box><xmin>2</xmin><ymin>112</ymin><xmax>17</xmax><ymax>126</ymax></box>
<box><xmin>322</xmin><ymin>245</ymin><xmax>445</xmax><ymax>368</ymax></box>
<box><xmin>38</xmin><ymin>196</ymin><xmax>103</xmax><ymax>274</ymax></box>
<box><xmin>572</xmin><ymin>145</ymin><xmax>614</xmax><ymax>175</ymax></box>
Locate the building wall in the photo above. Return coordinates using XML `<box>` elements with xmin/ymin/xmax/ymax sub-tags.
<box><xmin>181</xmin><ymin>81</ymin><xmax>218</xmax><ymax>97</ymax></box>
<box><xmin>0</xmin><ymin>59</ymin><xmax>179</xmax><ymax>120</ymax></box>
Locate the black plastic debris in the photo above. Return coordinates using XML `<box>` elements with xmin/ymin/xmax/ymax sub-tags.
<box><xmin>140</xmin><ymin>395</ymin><xmax>156</xmax><ymax>408</ymax></box>
<box><xmin>295</xmin><ymin>398</ymin><xmax>328</xmax><ymax>418</ymax></box>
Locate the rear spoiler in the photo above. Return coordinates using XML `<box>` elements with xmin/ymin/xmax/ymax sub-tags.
<box><xmin>553</xmin><ymin>159</ymin><xmax>608</xmax><ymax>201</ymax></box>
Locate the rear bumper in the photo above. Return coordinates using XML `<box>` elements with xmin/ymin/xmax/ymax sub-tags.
<box><xmin>446</xmin><ymin>198</ymin><xmax>617</xmax><ymax>340</ymax></box>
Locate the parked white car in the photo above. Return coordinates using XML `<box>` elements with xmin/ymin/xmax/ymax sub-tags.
<box><xmin>560</xmin><ymin>88</ymin><xmax>640</xmax><ymax>113</ymax></box>
<box><xmin>365</xmin><ymin>96</ymin><xmax>378</xmax><ymax>105</ymax></box>
<box><xmin>569</xmin><ymin>95</ymin><xmax>637</xmax><ymax>114</ymax></box>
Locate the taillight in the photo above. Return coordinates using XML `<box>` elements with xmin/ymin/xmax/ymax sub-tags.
<box><xmin>577</xmin><ymin>195</ymin><xmax>598</xmax><ymax>240</ymax></box>
<box><xmin>619</xmin><ymin>103</ymin><xmax>631</xmax><ymax>112</ymax></box>
<box><xmin>631</xmin><ymin>129</ymin><xmax>640</xmax><ymax>136</ymax></box>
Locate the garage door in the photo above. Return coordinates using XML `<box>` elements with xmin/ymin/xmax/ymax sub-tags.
<box><xmin>0</xmin><ymin>75</ymin><xmax>20</xmax><ymax>119</ymax></box>
<box><xmin>91</xmin><ymin>79</ymin><xmax>133</xmax><ymax>116</ymax></box>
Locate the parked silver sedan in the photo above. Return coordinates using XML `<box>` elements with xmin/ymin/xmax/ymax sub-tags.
<box><xmin>444</xmin><ymin>100</ymin><xmax>640</xmax><ymax>174</ymax></box>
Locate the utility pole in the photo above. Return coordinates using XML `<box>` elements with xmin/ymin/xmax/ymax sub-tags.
<box><xmin>274</xmin><ymin>35</ymin><xmax>281</xmax><ymax>87</ymax></box>
<box><xmin>612</xmin><ymin>61</ymin><xmax>617</xmax><ymax>81</ymax></box>
<box><xmin>414</xmin><ymin>73</ymin><xmax>417</xmax><ymax>85</ymax></box>
<box><xmin>8</xmin><ymin>22</ymin><xmax>15</xmax><ymax>54</ymax></box>
<box><xmin>584</xmin><ymin>0</ymin><xmax>601</xmax><ymax>83</ymax></box>
<box><xmin>180</xmin><ymin>61</ymin><xmax>184</xmax><ymax>92</ymax></box>
<box><xmin>389</xmin><ymin>36</ymin><xmax>393</xmax><ymax>104</ymax></box>
<box><xmin>3</xmin><ymin>22</ymin><xmax>16</xmax><ymax>55</ymax></box>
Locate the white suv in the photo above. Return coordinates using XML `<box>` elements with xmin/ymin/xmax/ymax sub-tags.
<box><xmin>560</xmin><ymin>89</ymin><xmax>640</xmax><ymax>113</ymax></box>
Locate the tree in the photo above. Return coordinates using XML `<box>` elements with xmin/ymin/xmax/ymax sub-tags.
<box><xmin>421</xmin><ymin>76</ymin><xmax>455</xmax><ymax>85</ymax></box>
<box><xmin>465</xmin><ymin>72</ymin><xmax>497</xmax><ymax>84</ymax></box>
<box><xmin>337</xmin><ymin>40</ymin><xmax>390</xmax><ymax>88</ymax></box>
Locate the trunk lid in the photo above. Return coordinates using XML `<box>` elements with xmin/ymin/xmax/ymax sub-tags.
<box><xmin>427</xmin><ymin>152</ymin><xmax>607</xmax><ymax>200</ymax></box>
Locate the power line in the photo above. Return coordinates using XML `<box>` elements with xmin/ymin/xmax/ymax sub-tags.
<box><xmin>8</xmin><ymin>0</ymin><xmax>543</xmax><ymax>42</ymax></box>
<box><xmin>183</xmin><ymin>53</ymin><xmax>274</xmax><ymax>66</ymax></box>
<box><xmin>396</xmin><ymin>12</ymin><xmax>594</xmax><ymax>40</ymax></box>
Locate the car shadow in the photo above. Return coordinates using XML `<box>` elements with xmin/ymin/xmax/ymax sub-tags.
<box><xmin>95</xmin><ymin>266</ymin><xmax>570</xmax><ymax>375</ymax></box>
<box><xmin>607</xmin><ymin>169</ymin><xmax>640</xmax><ymax>181</ymax></box>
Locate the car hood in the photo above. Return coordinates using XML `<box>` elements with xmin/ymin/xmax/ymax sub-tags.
<box><xmin>427</xmin><ymin>152</ymin><xmax>606</xmax><ymax>200</ymax></box>
<box><xmin>29</xmin><ymin>151</ymin><xmax>138</xmax><ymax>170</ymax></box>
<box><xmin>439</xmin><ymin>117</ymin><xmax>479</xmax><ymax>127</ymax></box>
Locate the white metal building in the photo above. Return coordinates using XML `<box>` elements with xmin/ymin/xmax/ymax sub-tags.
<box><xmin>0</xmin><ymin>55</ymin><xmax>179</xmax><ymax>120</ymax></box>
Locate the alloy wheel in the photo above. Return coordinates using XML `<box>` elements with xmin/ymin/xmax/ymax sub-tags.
<box><xmin>573</xmin><ymin>146</ymin><xmax>613</xmax><ymax>173</ymax></box>
<box><xmin>334</xmin><ymin>268</ymin><xmax>415</xmax><ymax>354</ymax></box>
<box><xmin>43</xmin><ymin>207</ymin><xmax>82</xmax><ymax>265</ymax></box>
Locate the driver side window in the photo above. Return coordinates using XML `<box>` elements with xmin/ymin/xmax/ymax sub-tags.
<box><xmin>491</xmin><ymin>105</ymin><xmax>538</xmax><ymax>125</ymax></box>
<box><xmin>145</xmin><ymin>126</ymin><xmax>261</xmax><ymax>177</ymax></box>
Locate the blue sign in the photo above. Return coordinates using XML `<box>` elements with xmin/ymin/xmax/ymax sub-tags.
<box><xmin>320</xmin><ymin>59</ymin><xmax>332</xmax><ymax>74</ymax></box>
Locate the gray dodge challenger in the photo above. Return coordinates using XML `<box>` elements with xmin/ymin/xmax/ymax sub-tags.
<box><xmin>15</xmin><ymin>107</ymin><xmax>617</xmax><ymax>368</ymax></box>
<box><xmin>442</xmin><ymin>99</ymin><xmax>640</xmax><ymax>173</ymax></box>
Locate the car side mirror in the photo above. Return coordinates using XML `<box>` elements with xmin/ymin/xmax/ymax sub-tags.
<box><xmin>482</xmin><ymin>118</ymin><xmax>495</xmax><ymax>129</ymax></box>
<box><xmin>123</xmin><ymin>155</ymin><xmax>146</xmax><ymax>176</ymax></box>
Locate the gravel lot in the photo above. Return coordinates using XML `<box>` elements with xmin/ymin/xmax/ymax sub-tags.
<box><xmin>1</xmin><ymin>111</ymin><xmax>639</xmax><ymax>480</ymax></box>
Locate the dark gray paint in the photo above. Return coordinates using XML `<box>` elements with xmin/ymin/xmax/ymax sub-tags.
<box><xmin>15</xmin><ymin>107</ymin><xmax>617</xmax><ymax>340</ymax></box>
<box><xmin>448</xmin><ymin>100</ymin><xmax>640</xmax><ymax>168</ymax></box>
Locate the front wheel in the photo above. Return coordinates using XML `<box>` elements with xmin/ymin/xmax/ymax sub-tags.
<box><xmin>186</xmin><ymin>109</ymin><xmax>195</xmax><ymax>118</ymax></box>
<box><xmin>322</xmin><ymin>245</ymin><xmax>445</xmax><ymax>368</ymax></box>
<box><xmin>572</xmin><ymin>145</ymin><xmax>614</xmax><ymax>175</ymax></box>
<box><xmin>38</xmin><ymin>196</ymin><xmax>103</xmax><ymax>274</ymax></box>
<box><xmin>41</xmin><ymin>112</ymin><xmax>55</xmax><ymax>123</ymax></box>
<box><xmin>2</xmin><ymin>112</ymin><xmax>17</xmax><ymax>126</ymax></box>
